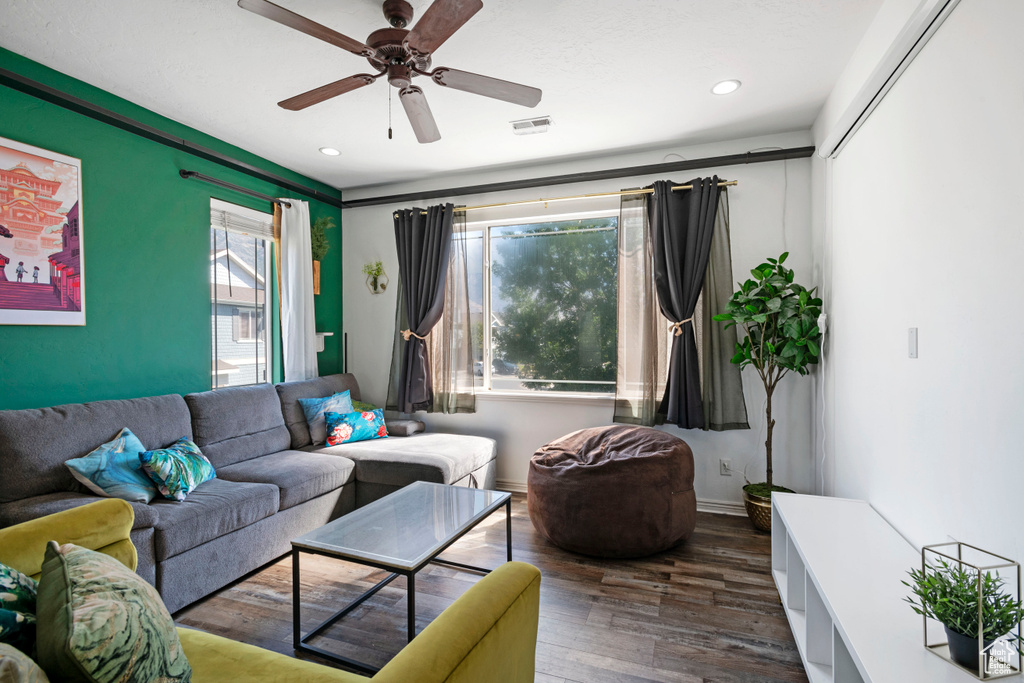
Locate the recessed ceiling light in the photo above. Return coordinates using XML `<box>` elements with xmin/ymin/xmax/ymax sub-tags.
<box><xmin>319</xmin><ymin>147</ymin><xmax>341</xmax><ymax>156</ymax></box>
<box><xmin>711</xmin><ymin>80</ymin><xmax>742</xmax><ymax>95</ymax></box>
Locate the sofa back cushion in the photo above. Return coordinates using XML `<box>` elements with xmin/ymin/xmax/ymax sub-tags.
<box><xmin>275</xmin><ymin>374</ymin><xmax>361</xmax><ymax>449</ymax></box>
<box><xmin>0</xmin><ymin>395</ymin><xmax>192</xmax><ymax>504</ymax></box>
<box><xmin>184</xmin><ymin>384</ymin><xmax>291</xmax><ymax>468</ymax></box>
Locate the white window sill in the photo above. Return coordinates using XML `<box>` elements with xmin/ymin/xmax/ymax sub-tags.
<box><xmin>474</xmin><ymin>390</ymin><xmax>615</xmax><ymax>406</ymax></box>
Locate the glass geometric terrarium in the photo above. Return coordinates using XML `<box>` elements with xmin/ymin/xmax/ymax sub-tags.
<box><xmin>916</xmin><ymin>542</ymin><xmax>1022</xmax><ymax>680</ymax></box>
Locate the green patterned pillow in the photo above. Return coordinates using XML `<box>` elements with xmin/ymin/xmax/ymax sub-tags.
<box><xmin>139</xmin><ymin>437</ymin><xmax>216</xmax><ymax>501</ymax></box>
<box><xmin>0</xmin><ymin>642</ymin><xmax>50</xmax><ymax>682</ymax></box>
<box><xmin>0</xmin><ymin>562</ymin><xmax>37</xmax><ymax>656</ymax></box>
<box><xmin>351</xmin><ymin>399</ymin><xmax>378</xmax><ymax>412</ymax></box>
<box><xmin>36</xmin><ymin>542</ymin><xmax>191</xmax><ymax>683</ymax></box>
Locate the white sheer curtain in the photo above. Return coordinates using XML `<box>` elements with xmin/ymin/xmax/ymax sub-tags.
<box><xmin>277</xmin><ymin>198</ymin><xmax>318</xmax><ymax>381</ymax></box>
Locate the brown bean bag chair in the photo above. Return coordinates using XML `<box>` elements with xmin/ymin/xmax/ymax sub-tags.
<box><xmin>527</xmin><ymin>425</ymin><xmax>696</xmax><ymax>558</ymax></box>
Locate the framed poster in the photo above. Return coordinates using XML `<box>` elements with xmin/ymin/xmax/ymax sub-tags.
<box><xmin>0</xmin><ymin>136</ymin><xmax>85</xmax><ymax>325</ymax></box>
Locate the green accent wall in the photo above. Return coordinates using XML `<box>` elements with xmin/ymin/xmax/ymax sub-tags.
<box><xmin>0</xmin><ymin>48</ymin><xmax>343</xmax><ymax>411</ymax></box>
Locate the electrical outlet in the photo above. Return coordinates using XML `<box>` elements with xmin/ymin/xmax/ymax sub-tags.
<box><xmin>719</xmin><ymin>459</ymin><xmax>733</xmax><ymax>476</ymax></box>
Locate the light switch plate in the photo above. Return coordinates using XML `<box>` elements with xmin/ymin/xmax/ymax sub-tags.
<box><xmin>908</xmin><ymin>328</ymin><xmax>918</xmax><ymax>358</ymax></box>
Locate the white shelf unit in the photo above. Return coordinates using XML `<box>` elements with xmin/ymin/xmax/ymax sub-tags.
<box><xmin>771</xmin><ymin>494</ymin><xmax>980</xmax><ymax>683</ymax></box>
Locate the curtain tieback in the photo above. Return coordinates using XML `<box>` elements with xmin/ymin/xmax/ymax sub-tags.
<box><xmin>669</xmin><ymin>317</ymin><xmax>694</xmax><ymax>337</ymax></box>
<box><xmin>401</xmin><ymin>329</ymin><xmax>428</xmax><ymax>341</ymax></box>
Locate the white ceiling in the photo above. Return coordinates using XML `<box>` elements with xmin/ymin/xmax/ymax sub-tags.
<box><xmin>0</xmin><ymin>0</ymin><xmax>881</xmax><ymax>191</ymax></box>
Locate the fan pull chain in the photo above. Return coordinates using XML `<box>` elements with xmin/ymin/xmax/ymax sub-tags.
<box><xmin>388</xmin><ymin>88</ymin><xmax>393</xmax><ymax>140</ymax></box>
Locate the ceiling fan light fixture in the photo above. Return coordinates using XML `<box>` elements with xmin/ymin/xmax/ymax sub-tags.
<box><xmin>319</xmin><ymin>147</ymin><xmax>342</xmax><ymax>156</ymax></box>
<box><xmin>711</xmin><ymin>79</ymin><xmax>742</xmax><ymax>95</ymax></box>
<box><xmin>511</xmin><ymin>116</ymin><xmax>552</xmax><ymax>135</ymax></box>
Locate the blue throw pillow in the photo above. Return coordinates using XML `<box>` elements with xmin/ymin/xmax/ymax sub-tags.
<box><xmin>65</xmin><ymin>428</ymin><xmax>158</xmax><ymax>503</ymax></box>
<box><xmin>140</xmin><ymin>438</ymin><xmax>216</xmax><ymax>502</ymax></box>
<box><xmin>298</xmin><ymin>391</ymin><xmax>354</xmax><ymax>445</ymax></box>
<box><xmin>324</xmin><ymin>409</ymin><xmax>388</xmax><ymax>446</ymax></box>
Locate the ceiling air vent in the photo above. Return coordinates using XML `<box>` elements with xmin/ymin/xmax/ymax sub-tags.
<box><xmin>511</xmin><ymin>116</ymin><xmax>553</xmax><ymax>135</ymax></box>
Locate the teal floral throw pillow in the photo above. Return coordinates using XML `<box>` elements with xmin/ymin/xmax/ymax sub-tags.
<box><xmin>140</xmin><ymin>438</ymin><xmax>216</xmax><ymax>501</ymax></box>
<box><xmin>0</xmin><ymin>563</ymin><xmax>37</xmax><ymax>657</ymax></box>
<box><xmin>298</xmin><ymin>391</ymin><xmax>353</xmax><ymax>445</ymax></box>
<box><xmin>325</xmin><ymin>409</ymin><xmax>388</xmax><ymax>446</ymax></box>
<box><xmin>65</xmin><ymin>427</ymin><xmax>159</xmax><ymax>503</ymax></box>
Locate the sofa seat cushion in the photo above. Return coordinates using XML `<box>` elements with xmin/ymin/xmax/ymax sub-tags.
<box><xmin>0</xmin><ymin>492</ymin><xmax>158</xmax><ymax>531</ymax></box>
<box><xmin>216</xmin><ymin>451</ymin><xmax>355</xmax><ymax>510</ymax></box>
<box><xmin>313</xmin><ymin>433</ymin><xmax>496</xmax><ymax>487</ymax></box>
<box><xmin>150</xmin><ymin>479</ymin><xmax>279</xmax><ymax>561</ymax></box>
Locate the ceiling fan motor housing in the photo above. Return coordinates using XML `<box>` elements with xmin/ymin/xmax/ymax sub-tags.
<box><xmin>366</xmin><ymin>27</ymin><xmax>431</xmax><ymax>75</ymax></box>
<box><xmin>382</xmin><ymin>0</ymin><xmax>413</xmax><ymax>28</ymax></box>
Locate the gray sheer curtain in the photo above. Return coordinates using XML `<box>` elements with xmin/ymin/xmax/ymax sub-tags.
<box><xmin>614</xmin><ymin>187</ymin><xmax>748</xmax><ymax>430</ymax></box>
<box><xmin>387</xmin><ymin>208</ymin><xmax>475</xmax><ymax>414</ymax></box>
<box><xmin>700</xmin><ymin>191</ymin><xmax>749</xmax><ymax>430</ymax></box>
<box><xmin>613</xmin><ymin>191</ymin><xmax>668</xmax><ymax>425</ymax></box>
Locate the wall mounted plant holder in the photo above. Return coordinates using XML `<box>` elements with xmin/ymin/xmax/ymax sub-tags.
<box><xmin>362</xmin><ymin>260</ymin><xmax>387</xmax><ymax>295</ymax></box>
<box><xmin>915</xmin><ymin>542</ymin><xmax>1022</xmax><ymax>680</ymax></box>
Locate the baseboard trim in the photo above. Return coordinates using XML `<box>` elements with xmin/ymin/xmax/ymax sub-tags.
<box><xmin>496</xmin><ymin>480</ymin><xmax>747</xmax><ymax>517</ymax></box>
<box><xmin>496</xmin><ymin>479</ymin><xmax>528</xmax><ymax>494</ymax></box>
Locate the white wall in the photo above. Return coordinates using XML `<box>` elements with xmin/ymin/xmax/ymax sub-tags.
<box><xmin>342</xmin><ymin>132</ymin><xmax>817</xmax><ymax>506</ymax></box>
<box><xmin>813</xmin><ymin>0</ymin><xmax>1024</xmax><ymax>558</ymax></box>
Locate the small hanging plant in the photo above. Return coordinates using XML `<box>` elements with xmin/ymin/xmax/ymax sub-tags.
<box><xmin>310</xmin><ymin>216</ymin><xmax>336</xmax><ymax>262</ymax></box>
<box><xmin>363</xmin><ymin>260</ymin><xmax>386</xmax><ymax>293</ymax></box>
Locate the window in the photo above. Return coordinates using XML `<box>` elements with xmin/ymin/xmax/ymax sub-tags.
<box><xmin>467</xmin><ymin>212</ymin><xmax>618</xmax><ymax>394</ymax></box>
<box><xmin>210</xmin><ymin>199</ymin><xmax>273</xmax><ymax>389</ymax></box>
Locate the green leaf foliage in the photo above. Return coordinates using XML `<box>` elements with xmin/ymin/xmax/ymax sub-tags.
<box><xmin>310</xmin><ymin>216</ymin><xmax>336</xmax><ymax>261</ymax></box>
<box><xmin>904</xmin><ymin>559</ymin><xmax>1024</xmax><ymax>650</ymax></box>
<box><xmin>716</xmin><ymin>253</ymin><xmax>823</xmax><ymax>378</ymax></box>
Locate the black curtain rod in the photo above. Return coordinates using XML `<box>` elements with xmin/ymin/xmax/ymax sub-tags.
<box><xmin>180</xmin><ymin>170</ymin><xmax>291</xmax><ymax>208</ymax></box>
<box><xmin>341</xmin><ymin>146</ymin><xmax>815</xmax><ymax>209</ymax></box>
<box><xmin>0</xmin><ymin>67</ymin><xmax>344</xmax><ymax>210</ymax></box>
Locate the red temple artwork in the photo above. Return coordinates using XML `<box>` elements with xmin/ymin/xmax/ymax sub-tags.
<box><xmin>0</xmin><ymin>136</ymin><xmax>85</xmax><ymax>325</ymax></box>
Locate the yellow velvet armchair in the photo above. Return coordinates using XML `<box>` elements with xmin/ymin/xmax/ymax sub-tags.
<box><xmin>0</xmin><ymin>498</ymin><xmax>541</xmax><ymax>683</ymax></box>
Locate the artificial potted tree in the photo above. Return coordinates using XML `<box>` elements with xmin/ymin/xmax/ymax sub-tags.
<box><xmin>310</xmin><ymin>216</ymin><xmax>336</xmax><ymax>295</ymax></box>
<box><xmin>713</xmin><ymin>252</ymin><xmax>822</xmax><ymax>531</ymax></box>
<box><xmin>905</xmin><ymin>559</ymin><xmax>1024</xmax><ymax>673</ymax></box>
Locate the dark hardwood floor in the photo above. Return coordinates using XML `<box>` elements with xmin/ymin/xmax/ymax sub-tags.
<box><xmin>175</xmin><ymin>494</ymin><xmax>807</xmax><ymax>683</ymax></box>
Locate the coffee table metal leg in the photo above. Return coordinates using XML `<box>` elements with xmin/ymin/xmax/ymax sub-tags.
<box><xmin>506</xmin><ymin>498</ymin><xmax>513</xmax><ymax>562</ymax></box>
<box><xmin>407</xmin><ymin>573</ymin><xmax>416</xmax><ymax>642</ymax></box>
<box><xmin>292</xmin><ymin>549</ymin><xmax>301</xmax><ymax>650</ymax></box>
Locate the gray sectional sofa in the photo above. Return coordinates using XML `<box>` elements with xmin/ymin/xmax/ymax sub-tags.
<box><xmin>0</xmin><ymin>373</ymin><xmax>496</xmax><ymax>613</ymax></box>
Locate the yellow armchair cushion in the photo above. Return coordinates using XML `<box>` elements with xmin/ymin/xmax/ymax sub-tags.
<box><xmin>177</xmin><ymin>628</ymin><xmax>366</xmax><ymax>683</ymax></box>
<box><xmin>375</xmin><ymin>561</ymin><xmax>541</xmax><ymax>683</ymax></box>
<box><xmin>0</xmin><ymin>499</ymin><xmax>136</xmax><ymax>578</ymax></box>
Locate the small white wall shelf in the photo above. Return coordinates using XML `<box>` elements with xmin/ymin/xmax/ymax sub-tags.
<box><xmin>315</xmin><ymin>332</ymin><xmax>333</xmax><ymax>353</ymax></box>
<box><xmin>772</xmin><ymin>494</ymin><xmax>981</xmax><ymax>683</ymax></box>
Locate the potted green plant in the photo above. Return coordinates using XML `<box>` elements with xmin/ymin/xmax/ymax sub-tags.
<box><xmin>310</xmin><ymin>216</ymin><xmax>336</xmax><ymax>295</ymax></box>
<box><xmin>905</xmin><ymin>559</ymin><xmax>1024</xmax><ymax>672</ymax></box>
<box><xmin>713</xmin><ymin>252</ymin><xmax>822</xmax><ymax>531</ymax></box>
<box><xmin>362</xmin><ymin>260</ymin><xmax>387</xmax><ymax>294</ymax></box>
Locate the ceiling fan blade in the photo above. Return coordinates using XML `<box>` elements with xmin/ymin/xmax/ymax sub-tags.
<box><xmin>238</xmin><ymin>0</ymin><xmax>373</xmax><ymax>57</ymax></box>
<box><xmin>399</xmin><ymin>86</ymin><xmax>441</xmax><ymax>143</ymax></box>
<box><xmin>431</xmin><ymin>67</ymin><xmax>541</xmax><ymax>107</ymax></box>
<box><xmin>405</xmin><ymin>0</ymin><xmax>483</xmax><ymax>57</ymax></box>
<box><xmin>278</xmin><ymin>74</ymin><xmax>378</xmax><ymax>110</ymax></box>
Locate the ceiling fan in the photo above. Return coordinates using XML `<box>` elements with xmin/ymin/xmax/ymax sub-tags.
<box><xmin>238</xmin><ymin>0</ymin><xmax>543</xmax><ymax>143</ymax></box>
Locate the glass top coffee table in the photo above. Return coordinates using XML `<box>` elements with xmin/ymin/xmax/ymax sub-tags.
<box><xmin>291</xmin><ymin>481</ymin><xmax>512</xmax><ymax>673</ymax></box>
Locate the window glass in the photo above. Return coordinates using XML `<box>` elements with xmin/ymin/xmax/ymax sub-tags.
<box><xmin>210</xmin><ymin>220</ymin><xmax>271</xmax><ymax>389</ymax></box>
<box><xmin>485</xmin><ymin>216</ymin><xmax>618</xmax><ymax>394</ymax></box>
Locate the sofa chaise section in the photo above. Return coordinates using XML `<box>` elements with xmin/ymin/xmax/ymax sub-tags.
<box><xmin>276</xmin><ymin>374</ymin><xmax>497</xmax><ymax>506</ymax></box>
